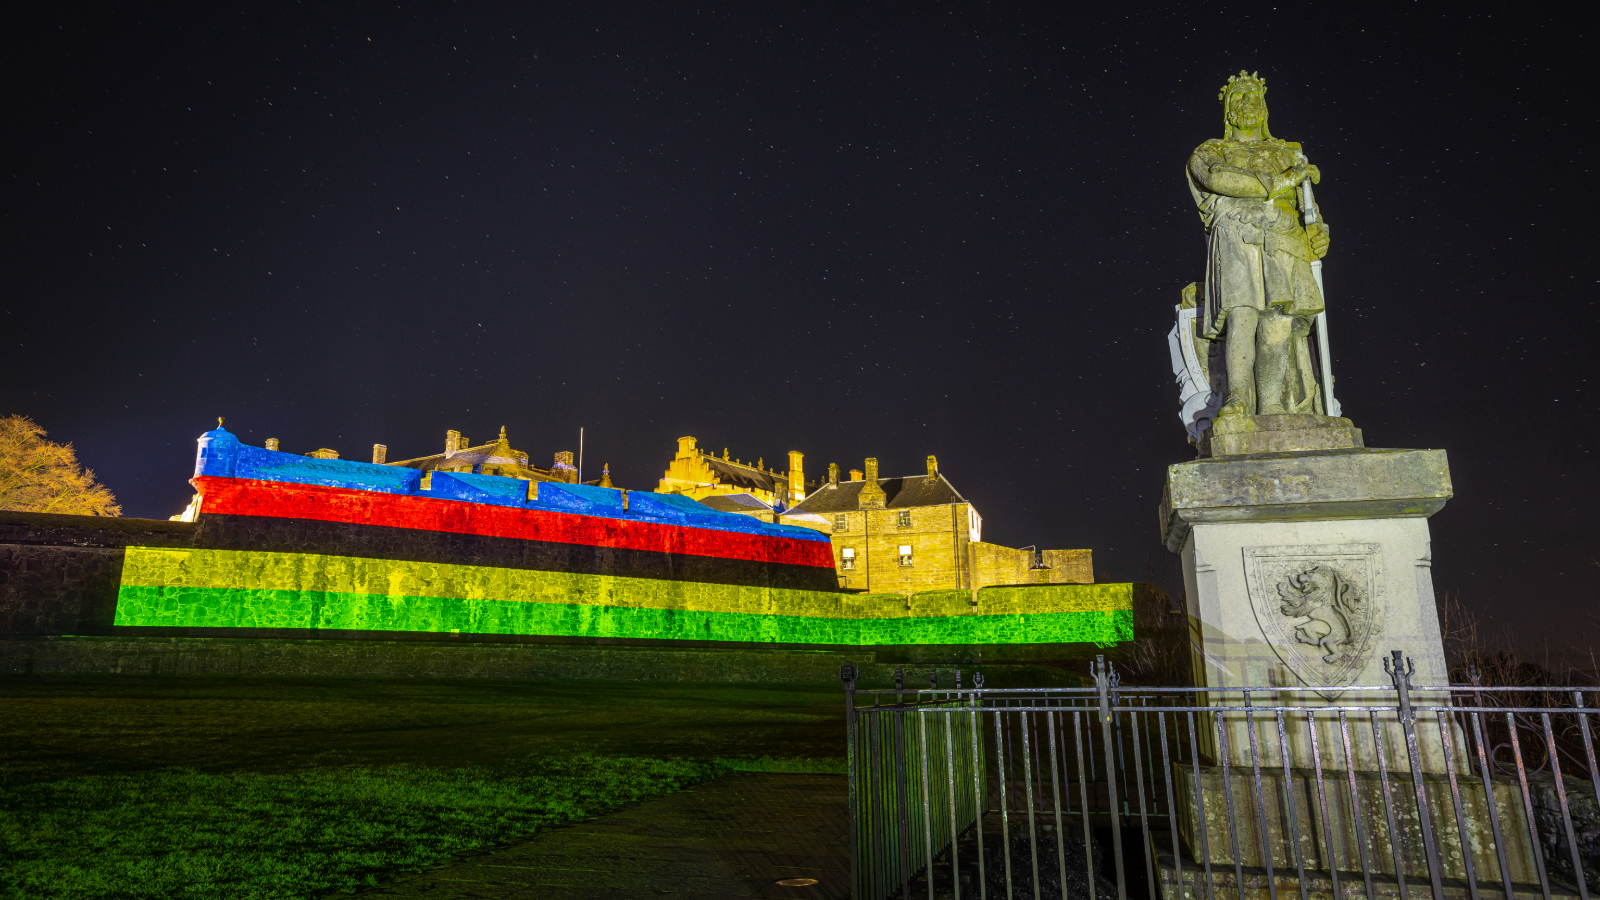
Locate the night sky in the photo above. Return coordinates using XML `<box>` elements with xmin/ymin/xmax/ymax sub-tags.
<box><xmin>4</xmin><ymin>5</ymin><xmax>1592</xmax><ymax>647</ymax></box>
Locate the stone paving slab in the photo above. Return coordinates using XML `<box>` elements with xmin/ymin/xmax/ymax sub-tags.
<box><xmin>356</xmin><ymin>773</ymin><xmax>849</xmax><ymax>899</ymax></box>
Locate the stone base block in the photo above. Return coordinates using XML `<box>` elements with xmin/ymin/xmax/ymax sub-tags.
<box><xmin>1161</xmin><ymin>448</ymin><xmax>1453</xmax><ymax>553</ymax></box>
<box><xmin>1175</xmin><ymin>515</ymin><xmax>1450</xmax><ymax>733</ymax></box>
<box><xmin>1207</xmin><ymin>414</ymin><xmax>1364</xmax><ymax>457</ymax></box>
<box><xmin>1172</xmin><ymin>764</ymin><xmax>1539</xmax><ymax>885</ymax></box>
<box><xmin>1161</xmin><ymin>447</ymin><xmax>1455</xmax><ymax>769</ymax></box>
<box><xmin>1157</xmin><ymin>854</ymin><xmax>1578</xmax><ymax>900</ymax></box>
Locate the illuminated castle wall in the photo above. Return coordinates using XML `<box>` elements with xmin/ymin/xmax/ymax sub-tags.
<box><xmin>107</xmin><ymin>425</ymin><xmax>1135</xmax><ymax>648</ymax></box>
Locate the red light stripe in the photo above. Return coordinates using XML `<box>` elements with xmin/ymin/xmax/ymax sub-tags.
<box><xmin>193</xmin><ymin>476</ymin><xmax>834</xmax><ymax>568</ymax></box>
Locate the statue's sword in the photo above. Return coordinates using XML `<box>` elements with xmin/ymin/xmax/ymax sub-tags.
<box><xmin>1299</xmin><ymin>169</ymin><xmax>1342</xmax><ymax>417</ymax></box>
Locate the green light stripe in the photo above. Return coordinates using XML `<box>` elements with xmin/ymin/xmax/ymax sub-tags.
<box><xmin>112</xmin><ymin>584</ymin><xmax>1132</xmax><ymax>646</ymax></box>
<box><xmin>113</xmin><ymin>547</ymin><xmax>1133</xmax><ymax>645</ymax></box>
<box><xmin>116</xmin><ymin>548</ymin><xmax>1135</xmax><ymax>620</ymax></box>
<box><xmin>118</xmin><ymin>547</ymin><xmax>852</xmax><ymax>618</ymax></box>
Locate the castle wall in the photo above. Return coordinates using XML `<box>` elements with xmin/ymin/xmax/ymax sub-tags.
<box><xmin>1</xmin><ymin>512</ymin><xmax>197</xmax><ymax>636</ymax></box>
<box><xmin>1</xmin><ymin>454</ymin><xmax>1130</xmax><ymax>676</ymax></box>
<box><xmin>969</xmin><ymin>542</ymin><xmax>1094</xmax><ymax>588</ymax></box>
<box><xmin>111</xmin><ymin>546</ymin><xmax>1131</xmax><ymax>646</ymax></box>
<box><xmin>0</xmin><ymin>635</ymin><xmax>1100</xmax><ymax>686</ymax></box>
<box><xmin>0</xmin><ymin>634</ymin><xmax>873</xmax><ymax>682</ymax></box>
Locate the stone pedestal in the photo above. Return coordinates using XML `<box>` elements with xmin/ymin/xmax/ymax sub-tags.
<box><xmin>1207</xmin><ymin>414</ymin><xmax>1364</xmax><ymax>457</ymax></box>
<box><xmin>1161</xmin><ymin>429</ymin><xmax>1454</xmax><ymax>771</ymax></box>
<box><xmin>1172</xmin><ymin>764</ymin><xmax>1539</xmax><ymax>884</ymax></box>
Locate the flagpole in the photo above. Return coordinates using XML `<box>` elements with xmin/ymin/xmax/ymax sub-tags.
<box><xmin>578</xmin><ymin>427</ymin><xmax>584</xmax><ymax>485</ymax></box>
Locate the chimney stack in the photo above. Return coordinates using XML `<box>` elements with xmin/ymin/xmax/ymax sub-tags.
<box><xmin>373</xmin><ymin>444</ymin><xmax>388</xmax><ymax>465</ymax></box>
<box><xmin>788</xmin><ymin>451</ymin><xmax>805</xmax><ymax>503</ymax></box>
<box><xmin>265</xmin><ymin>438</ymin><xmax>280</xmax><ymax>451</ymax></box>
<box><xmin>553</xmin><ymin>450</ymin><xmax>576</xmax><ymax>482</ymax></box>
<box><xmin>857</xmin><ymin>458</ymin><xmax>887</xmax><ymax>509</ymax></box>
<box><xmin>829</xmin><ymin>463</ymin><xmax>839</xmax><ymax>486</ymax></box>
<box><xmin>926</xmin><ymin>455</ymin><xmax>938</xmax><ymax>481</ymax></box>
<box><xmin>849</xmin><ymin>468</ymin><xmax>863</xmax><ymax>482</ymax></box>
<box><xmin>676</xmin><ymin>436</ymin><xmax>698</xmax><ymax>457</ymax></box>
<box><xmin>446</xmin><ymin>430</ymin><xmax>461</xmax><ymax>454</ymax></box>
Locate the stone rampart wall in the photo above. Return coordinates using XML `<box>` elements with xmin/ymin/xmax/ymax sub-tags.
<box><xmin>0</xmin><ymin>635</ymin><xmax>1080</xmax><ymax>686</ymax></box>
<box><xmin>1</xmin><ymin>510</ymin><xmax>1136</xmax><ymax>682</ymax></box>
<box><xmin>0</xmin><ymin>545</ymin><xmax>122</xmax><ymax>635</ymax></box>
<box><xmin>0</xmin><ymin>512</ymin><xmax>196</xmax><ymax>636</ymax></box>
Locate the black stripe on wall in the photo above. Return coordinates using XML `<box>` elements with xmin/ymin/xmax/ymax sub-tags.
<box><xmin>192</xmin><ymin>514</ymin><xmax>842</xmax><ymax>592</ymax></box>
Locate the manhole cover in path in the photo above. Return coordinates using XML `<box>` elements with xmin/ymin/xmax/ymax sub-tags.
<box><xmin>776</xmin><ymin>878</ymin><xmax>819</xmax><ymax>887</ymax></box>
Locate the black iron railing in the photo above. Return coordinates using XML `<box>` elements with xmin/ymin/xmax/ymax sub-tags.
<box><xmin>841</xmin><ymin>652</ymin><xmax>1600</xmax><ymax>900</ymax></box>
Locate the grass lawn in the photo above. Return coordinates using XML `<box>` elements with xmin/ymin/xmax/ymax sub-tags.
<box><xmin>0</xmin><ymin>674</ymin><xmax>848</xmax><ymax>899</ymax></box>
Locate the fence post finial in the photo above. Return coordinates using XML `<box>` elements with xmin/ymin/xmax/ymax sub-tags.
<box><xmin>1384</xmin><ymin>649</ymin><xmax>1415</xmax><ymax>724</ymax></box>
<box><xmin>1091</xmin><ymin>654</ymin><xmax>1121</xmax><ymax>706</ymax></box>
<box><xmin>1093</xmin><ymin>654</ymin><xmax>1121</xmax><ymax>723</ymax></box>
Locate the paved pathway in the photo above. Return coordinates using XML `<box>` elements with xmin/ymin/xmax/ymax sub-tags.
<box><xmin>359</xmin><ymin>772</ymin><xmax>850</xmax><ymax>899</ymax></box>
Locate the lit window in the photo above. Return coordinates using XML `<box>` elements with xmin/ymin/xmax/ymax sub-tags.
<box><xmin>834</xmin><ymin>514</ymin><xmax>848</xmax><ymax>532</ymax></box>
<box><xmin>896</xmin><ymin>510</ymin><xmax>911</xmax><ymax>527</ymax></box>
<box><xmin>898</xmin><ymin>545</ymin><xmax>913</xmax><ymax>567</ymax></box>
<box><xmin>841</xmin><ymin>547</ymin><xmax>856</xmax><ymax>570</ymax></box>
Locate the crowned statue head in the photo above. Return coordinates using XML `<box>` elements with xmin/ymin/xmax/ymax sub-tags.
<box><xmin>1220</xmin><ymin>70</ymin><xmax>1273</xmax><ymax>141</ymax></box>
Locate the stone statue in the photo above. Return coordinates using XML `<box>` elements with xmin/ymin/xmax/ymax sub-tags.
<box><xmin>1186</xmin><ymin>71</ymin><xmax>1331</xmax><ymax>421</ymax></box>
<box><xmin>1162</xmin><ymin>76</ymin><xmax>1456</xmax><ymax>784</ymax></box>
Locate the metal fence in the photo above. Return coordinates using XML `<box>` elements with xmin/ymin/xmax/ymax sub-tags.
<box><xmin>840</xmin><ymin>652</ymin><xmax>1600</xmax><ymax>900</ymax></box>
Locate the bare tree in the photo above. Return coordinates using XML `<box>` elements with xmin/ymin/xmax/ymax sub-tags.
<box><xmin>0</xmin><ymin>415</ymin><xmax>121</xmax><ymax>516</ymax></box>
<box><xmin>1440</xmin><ymin>586</ymin><xmax>1599</xmax><ymax>687</ymax></box>
<box><xmin>1117</xmin><ymin>564</ymin><xmax>1192</xmax><ymax>685</ymax></box>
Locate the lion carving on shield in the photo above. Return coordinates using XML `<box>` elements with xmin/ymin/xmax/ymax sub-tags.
<box><xmin>1276</xmin><ymin>565</ymin><xmax>1361</xmax><ymax>664</ymax></box>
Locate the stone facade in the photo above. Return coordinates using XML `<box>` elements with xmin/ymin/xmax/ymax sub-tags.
<box><xmin>656</xmin><ymin>437</ymin><xmax>816</xmax><ymax>508</ymax></box>
<box><xmin>970</xmin><ymin>544</ymin><xmax>1093</xmax><ymax>589</ymax></box>
<box><xmin>781</xmin><ymin>456</ymin><xmax>1093</xmax><ymax>594</ymax></box>
<box><xmin>387</xmin><ymin>427</ymin><xmax>582</xmax><ymax>484</ymax></box>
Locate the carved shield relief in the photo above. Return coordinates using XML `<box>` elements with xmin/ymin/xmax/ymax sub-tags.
<box><xmin>1244</xmin><ymin>544</ymin><xmax>1383</xmax><ymax>695</ymax></box>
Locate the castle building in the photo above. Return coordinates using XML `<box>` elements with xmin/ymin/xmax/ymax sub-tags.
<box><xmin>386</xmin><ymin>428</ymin><xmax>581</xmax><ymax>484</ymax></box>
<box><xmin>656</xmin><ymin>436</ymin><xmax>815</xmax><ymax>509</ymax></box>
<box><xmin>779</xmin><ymin>456</ymin><xmax>1092</xmax><ymax>594</ymax></box>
